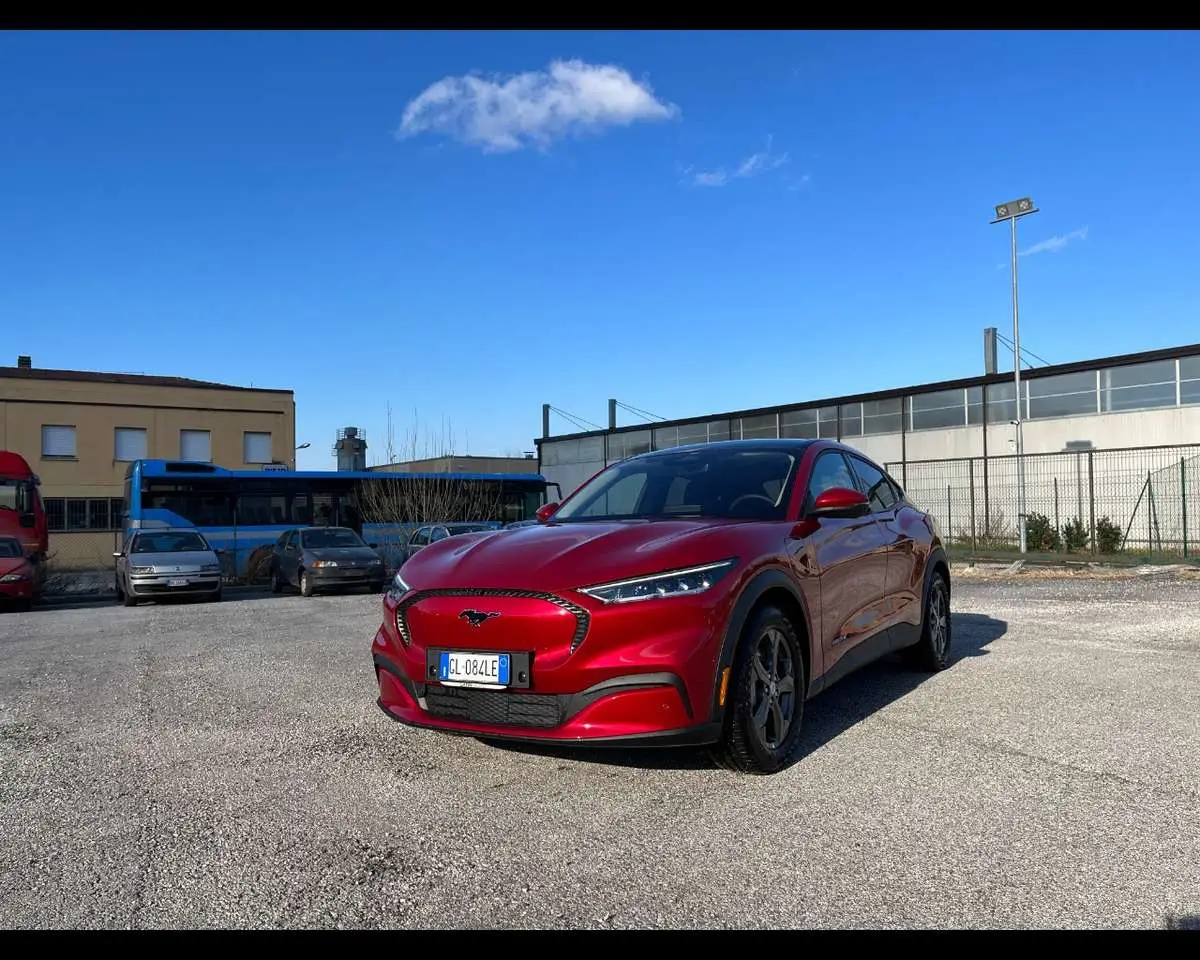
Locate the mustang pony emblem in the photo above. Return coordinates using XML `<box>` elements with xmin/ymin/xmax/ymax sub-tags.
<box><xmin>459</xmin><ymin>609</ymin><xmax>501</xmax><ymax>627</ymax></box>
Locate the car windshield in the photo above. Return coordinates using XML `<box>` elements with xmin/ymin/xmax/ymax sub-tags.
<box><xmin>302</xmin><ymin>527</ymin><xmax>366</xmax><ymax>549</ymax></box>
<box><xmin>446</xmin><ymin>524</ymin><xmax>491</xmax><ymax>536</ymax></box>
<box><xmin>0</xmin><ymin>482</ymin><xmax>16</xmax><ymax>511</ymax></box>
<box><xmin>131</xmin><ymin>531</ymin><xmax>211</xmax><ymax>553</ymax></box>
<box><xmin>554</xmin><ymin>447</ymin><xmax>798</xmax><ymax>523</ymax></box>
<box><xmin>0</xmin><ymin>537</ymin><xmax>23</xmax><ymax>558</ymax></box>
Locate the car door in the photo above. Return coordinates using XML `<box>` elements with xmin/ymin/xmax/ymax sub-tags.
<box><xmin>793</xmin><ymin>450</ymin><xmax>892</xmax><ymax>680</ymax></box>
<box><xmin>847</xmin><ymin>454</ymin><xmax>922</xmax><ymax>637</ymax></box>
<box><xmin>280</xmin><ymin>530</ymin><xmax>301</xmax><ymax>584</ymax></box>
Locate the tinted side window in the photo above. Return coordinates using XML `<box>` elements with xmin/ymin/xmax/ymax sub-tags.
<box><xmin>578</xmin><ymin>473</ymin><xmax>647</xmax><ymax>518</ymax></box>
<box><xmin>849</xmin><ymin>456</ymin><xmax>899</xmax><ymax>513</ymax></box>
<box><xmin>409</xmin><ymin>528</ymin><xmax>430</xmax><ymax>546</ymax></box>
<box><xmin>804</xmin><ymin>452</ymin><xmax>857</xmax><ymax>512</ymax></box>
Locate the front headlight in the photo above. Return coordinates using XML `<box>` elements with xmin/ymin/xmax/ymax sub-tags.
<box><xmin>386</xmin><ymin>570</ymin><xmax>411</xmax><ymax>600</ymax></box>
<box><xmin>312</xmin><ymin>560</ymin><xmax>338</xmax><ymax>568</ymax></box>
<box><xmin>578</xmin><ymin>559</ymin><xmax>738</xmax><ymax>604</ymax></box>
<box><xmin>200</xmin><ymin>563</ymin><xmax>220</xmax><ymax>573</ymax></box>
<box><xmin>131</xmin><ymin>566</ymin><xmax>153</xmax><ymax>575</ymax></box>
<box><xmin>0</xmin><ymin>573</ymin><xmax>28</xmax><ymax>583</ymax></box>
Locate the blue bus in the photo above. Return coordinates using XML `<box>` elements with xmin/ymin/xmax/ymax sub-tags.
<box><xmin>121</xmin><ymin>459</ymin><xmax>557</xmax><ymax>583</ymax></box>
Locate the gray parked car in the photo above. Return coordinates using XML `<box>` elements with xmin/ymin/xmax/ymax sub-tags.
<box><xmin>114</xmin><ymin>527</ymin><xmax>224</xmax><ymax>606</ymax></box>
<box><xmin>397</xmin><ymin>523</ymin><xmax>496</xmax><ymax>566</ymax></box>
<box><xmin>270</xmin><ymin>526</ymin><xmax>385</xmax><ymax>597</ymax></box>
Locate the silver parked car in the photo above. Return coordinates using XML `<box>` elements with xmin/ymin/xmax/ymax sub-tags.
<box><xmin>114</xmin><ymin>527</ymin><xmax>224</xmax><ymax>606</ymax></box>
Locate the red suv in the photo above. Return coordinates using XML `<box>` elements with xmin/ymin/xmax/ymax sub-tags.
<box><xmin>371</xmin><ymin>439</ymin><xmax>951</xmax><ymax>774</ymax></box>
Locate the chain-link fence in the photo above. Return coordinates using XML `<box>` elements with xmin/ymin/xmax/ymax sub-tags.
<box><xmin>888</xmin><ymin>444</ymin><xmax>1200</xmax><ymax>560</ymax></box>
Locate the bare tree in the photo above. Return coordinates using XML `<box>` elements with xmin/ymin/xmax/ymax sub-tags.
<box><xmin>357</xmin><ymin>408</ymin><xmax>505</xmax><ymax>571</ymax></box>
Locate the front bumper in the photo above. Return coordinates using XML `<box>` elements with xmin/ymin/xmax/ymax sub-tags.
<box><xmin>128</xmin><ymin>574</ymin><xmax>221</xmax><ymax>597</ymax></box>
<box><xmin>310</xmin><ymin>566</ymin><xmax>385</xmax><ymax>587</ymax></box>
<box><xmin>371</xmin><ymin>586</ymin><xmax>729</xmax><ymax>745</ymax></box>
<box><xmin>0</xmin><ymin>578</ymin><xmax>34</xmax><ymax>601</ymax></box>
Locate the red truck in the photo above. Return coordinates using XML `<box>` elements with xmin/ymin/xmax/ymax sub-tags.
<box><xmin>0</xmin><ymin>450</ymin><xmax>49</xmax><ymax>604</ymax></box>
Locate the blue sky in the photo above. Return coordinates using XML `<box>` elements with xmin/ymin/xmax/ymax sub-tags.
<box><xmin>2</xmin><ymin>30</ymin><xmax>1198</xmax><ymax>469</ymax></box>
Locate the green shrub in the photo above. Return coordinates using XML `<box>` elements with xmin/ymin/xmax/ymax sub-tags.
<box><xmin>1095</xmin><ymin>516</ymin><xmax>1124</xmax><ymax>554</ymax></box>
<box><xmin>1062</xmin><ymin>517</ymin><xmax>1090</xmax><ymax>552</ymax></box>
<box><xmin>1024</xmin><ymin>512</ymin><xmax>1061</xmax><ymax>552</ymax></box>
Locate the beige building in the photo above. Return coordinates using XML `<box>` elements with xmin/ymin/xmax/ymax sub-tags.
<box><xmin>0</xmin><ymin>356</ymin><xmax>294</xmax><ymax>569</ymax></box>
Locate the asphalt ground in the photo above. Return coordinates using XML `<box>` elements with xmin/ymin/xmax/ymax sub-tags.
<box><xmin>1</xmin><ymin>573</ymin><xmax>1197</xmax><ymax>929</ymax></box>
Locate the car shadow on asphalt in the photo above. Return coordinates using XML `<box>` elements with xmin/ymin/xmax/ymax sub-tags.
<box><xmin>482</xmin><ymin>612</ymin><xmax>1008</xmax><ymax>774</ymax></box>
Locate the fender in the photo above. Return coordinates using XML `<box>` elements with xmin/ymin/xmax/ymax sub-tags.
<box><xmin>709</xmin><ymin>567</ymin><xmax>816</xmax><ymax>726</ymax></box>
<box><xmin>923</xmin><ymin>544</ymin><xmax>950</xmax><ymax>601</ymax></box>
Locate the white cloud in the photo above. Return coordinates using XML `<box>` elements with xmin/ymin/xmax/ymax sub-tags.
<box><xmin>687</xmin><ymin>135</ymin><xmax>789</xmax><ymax>188</ymax></box>
<box><xmin>1019</xmin><ymin>226</ymin><xmax>1089</xmax><ymax>257</ymax></box>
<box><xmin>397</xmin><ymin>59</ymin><xmax>678</xmax><ymax>153</ymax></box>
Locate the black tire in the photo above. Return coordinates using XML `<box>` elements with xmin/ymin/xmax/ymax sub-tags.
<box><xmin>902</xmin><ymin>569</ymin><xmax>952</xmax><ymax>671</ymax></box>
<box><xmin>122</xmin><ymin>583</ymin><xmax>137</xmax><ymax>607</ymax></box>
<box><xmin>270</xmin><ymin>562</ymin><xmax>283</xmax><ymax>594</ymax></box>
<box><xmin>208</xmin><ymin>588</ymin><xmax>223</xmax><ymax>603</ymax></box>
<box><xmin>712</xmin><ymin>604</ymin><xmax>807</xmax><ymax>775</ymax></box>
<box><xmin>16</xmin><ymin>599</ymin><xmax>32</xmax><ymax>613</ymax></box>
<box><xmin>299</xmin><ymin>569</ymin><xmax>314</xmax><ymax>597</ymax></box>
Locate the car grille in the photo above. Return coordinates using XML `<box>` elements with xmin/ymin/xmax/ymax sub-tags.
<box><xmin>394</xmin><ymin>588</ymin><xmax>591</xmax><ymax>653</ymax></box>
<box><xmin>423</xmin><ymin>686</ymin><xmax>564</xmax><ymax>729</ymax></box>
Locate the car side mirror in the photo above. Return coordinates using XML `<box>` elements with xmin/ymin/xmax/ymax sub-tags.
<box><xmin>112</xmin><ymin>551</ymin><xmax>123</xmax><ymax>559</ymax></box>
<box><xmin>535</xmin><ymin>502</ymin><xmax>559</xmax><ymax>523</ymax></box>
<box><xmin>19</xmin><ymin>513</ymin><xmax>36</xmax><ymax>528</ymax></box>
<box><xmin>808</xmin><ymin>486</ymin><xmax>871</xmax><ymax>519</ymax></box>
<box><xmin>214</xmin><ymin>549</ymin><xmax>225</xmax><ymax>555</ymax></box>
<box><xmin>369</xmin><ymin>542</ymin><xmax>379</xmax><ymax>549</ymax></box>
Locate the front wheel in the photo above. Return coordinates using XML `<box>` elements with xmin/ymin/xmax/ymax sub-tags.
<box><xmin>901</xmin><ymin>570</ymin><xmax>952</xmax><ymax>671</ymax></box>
<box><xmin>299</xmin><ymin>570</ymin><xmax>314</xmax><ymax>597</ymax></box>
<box><xmin>712</xmin><ymin>604</ymin><xmax>807</xmax><ymax>775</ymax></box>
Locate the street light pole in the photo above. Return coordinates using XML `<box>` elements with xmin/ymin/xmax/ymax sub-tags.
<box><xmin>991</xmin><ymin>196</ymin><xmax>1039</xmax><ymax>554</ymax></box>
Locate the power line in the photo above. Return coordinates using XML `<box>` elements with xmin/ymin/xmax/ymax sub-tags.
<box><xmin>995</xmin><ymin>330</ymin><xmax>1052</xmax><ymax>368</ymax></box>
<box><xmin>548</xmin><ymin>405</ymin><xmax>602</xmax><ymax>432</ymax></box>
<box><xmin>615</xmin><ymin>400</ymin><xmax>668</xmax><ymax>423</ymax></box>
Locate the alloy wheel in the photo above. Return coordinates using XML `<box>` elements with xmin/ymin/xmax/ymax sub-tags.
<box><xmin>750</xmin><ymin>626</ymin><xmax>797</xmax><ymax>750</ymax></box>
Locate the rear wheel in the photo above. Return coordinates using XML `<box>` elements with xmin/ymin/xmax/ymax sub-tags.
<box><xmin>713</xmin><ymin>604</ymin><xmax>807</xmax><ymax>775</ymax></box>
<box><xmin>299</xmin><ymin>570</ymin><xmax>314</xmax><ymax>597</ymax></box>
<box><xmin>901</xmin><ymin>570</ymin><xmax>952</xmax><ymax>671</ymax></box>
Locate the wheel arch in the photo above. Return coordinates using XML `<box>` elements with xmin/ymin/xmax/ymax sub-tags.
<box><xmin>711</xmin><ymin>568</ymin><xmax>815</xmax><ymax>725</ymax></box>
<box><xmin>925</xmin><ymin>545</ymin><xmax>950</xmax><ymax>601</ymax></box>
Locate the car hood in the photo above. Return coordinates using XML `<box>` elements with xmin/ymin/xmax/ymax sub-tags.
<box><xmin>0</xmin><ymin>556</ymin><xmax>31</xmax><ymax>577</ymax></box>
<box><xmin>128</xmin><ymin>551</ymin><xmax>218</xmax><ymax>568</ymax></box>
<box><xmin>403</xmin><ymin>519</ymin><xmax>767</xmax><ymax>592</ymax></box>
<box><xmin>305</xmin><ymin>547</ymin><xmax>379</xmax><ymax>562</ymax></box>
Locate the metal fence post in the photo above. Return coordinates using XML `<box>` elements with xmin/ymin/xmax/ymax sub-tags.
<box><xmin>1053</xmin><ymin>476</ymin><xmax>1060</xmax><ymax>548</ymax></box>
<box><xmin>969</xmin><ymin>459</ymin><xmax>977</xmax><ymax>553</ymax></box>
<box><xmin>1183</xmin><ymin>458</ymin><xmax>1189</xmax><ymax>559</ymax></box>
<box><xmin>1087</xmin><ymin>451</ymin><xmax>1097</xmax><ymax>555</ymax></box>
<box><xmin>946</xmin><ymin>485</ymin><xmax>952</xmax><ymax>542</ymax></box>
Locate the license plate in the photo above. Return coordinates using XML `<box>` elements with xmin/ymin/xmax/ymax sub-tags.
<box><xmin>438</xmin><ymin>651</ymin><xmax>510</xmax><ymax>688</ymax></box>
<box><xmin>167</xmin><ymin>578</ymin><xmax>188</xmax><ymax>587</ymax></box>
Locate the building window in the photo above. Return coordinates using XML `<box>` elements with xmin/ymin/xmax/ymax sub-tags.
<box><xmin>1027</xmin><ymin>371</ymin><xmax>1098</xmax><ymax>419</ymax></box>
<box><xmin>862</xmin><ymin>398</ymin><xmax>903</xmax><ymax>436</ymax></box>
<box><xmin>41</xmin><ymin>425</ymin><xmax>77</xmax><ymax>459</ymax></box>
<box><xmin>839</xmin><ymin>404</ymin><xmax>863</xmax><ymax>438</ymax></box>
<box><xmin>607</xmin><ymin>430</ymin><xmax>652</xmax><ymax>462</ymax></box>
<box><xmin>243</xmin><ymin>431</ymin><xmax>273</xmax><ymax>464</ymax></box>
<box><xmin>1099</xmin><ymin>360</ymin><xmax>1178</xmax><ymax>413</ymax></box>
<box><xmin>780</xmin><ymin>409</ymin><xmax>818</xmax><ymax>439</ymax></box>
<box><xmin>180</xmin><ymin>429</ymin><xmax>212</xmax><ymax>462</ymax></box>
<box><xmin>735</xmin><ymin>415</ymin><xmax>778</xmax><ymax>440</ymax></box>
<box><xmin>43</xmin><ymin>497</ymin><xmax>126</xmax><ymax>532</ymax></box>
<box><xmin>114</xmin><ymin>427</ymin><xmax>148</xmax><ymax>462</ymax></box>
<box><xmin>986</xmin><ymin>381</ymin><xmax>1018</xmax><ymax>423</ymax></box>
<box><xmin>1182</xmin><ymin>356</ymin><xmax>1200</xmax><ymax>405</ymax></box>
<box><xmin>910</xmin><ymin>389</ymin><xmax>968</xmax><ymax>431</ymax></box>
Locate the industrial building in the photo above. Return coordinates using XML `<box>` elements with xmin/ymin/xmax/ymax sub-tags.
<box><xmin>534</xmin><ymin>335</ymin><xmax>1200</xmax><ymax>556</ymax></box>
<box><xmin>0</xmin><ymin>356</ymin><xmax>295</xmax><ymax>568</ymax></box>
